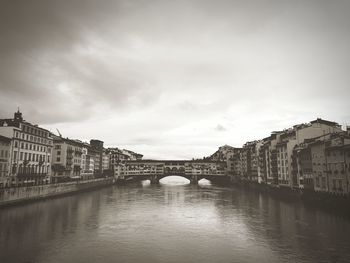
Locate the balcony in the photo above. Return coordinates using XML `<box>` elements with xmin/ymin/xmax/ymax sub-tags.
<box><xmin>75</xmin><ymin>150</ymin><xmax>83</xmax><ymax>156</ymax></box>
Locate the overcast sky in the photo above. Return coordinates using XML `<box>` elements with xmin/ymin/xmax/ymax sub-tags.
<box><xmin>0</xmin><ymin>0</ymin><xmax>349</xmax><ymax>159</ymax></box>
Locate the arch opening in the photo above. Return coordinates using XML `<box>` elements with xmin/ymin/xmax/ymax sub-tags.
<box><xmin>159</xmin><ymin>175</ymin><xmax>190</xmax><ymax>186</ymax></box>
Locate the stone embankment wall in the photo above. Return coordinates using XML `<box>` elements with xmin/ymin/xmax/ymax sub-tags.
<box><xmin>0</xmin><ymin>178</ymin><xmax>114</xmax><ymax>207</ymax></box>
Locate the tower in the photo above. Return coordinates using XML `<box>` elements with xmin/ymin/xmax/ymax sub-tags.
<box><xmin>14</xmin><ymin>108</ymin><xmax>23</xmax><ymax>122</ymax></box>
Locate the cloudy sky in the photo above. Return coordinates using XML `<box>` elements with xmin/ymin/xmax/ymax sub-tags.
<box><xmin>0</xmin><ymin>0</ymin><xmax>349</xmax><ymax>159</ymax></box>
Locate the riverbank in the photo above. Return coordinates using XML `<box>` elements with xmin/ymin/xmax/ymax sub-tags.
<box><xmin>0</xmin><ymin>177</ymin><xmax>115</xmax><ymax>207</ymax></box>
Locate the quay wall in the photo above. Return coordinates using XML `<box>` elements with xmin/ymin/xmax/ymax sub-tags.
<box><xmin>0</xmin><ymin>178</ymin><xmax>114</xmax><ymax>207</ymax></box>
<box><xmin>232</xmin><ymin>180</ymin><xmax>350</xmax><ymax>216</ymax></box>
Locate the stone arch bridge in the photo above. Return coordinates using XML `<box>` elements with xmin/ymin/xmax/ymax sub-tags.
<box><xmin>114</xmin><ymin>160</ymin><xmax>229</xmax><ymax>184</ymax></box>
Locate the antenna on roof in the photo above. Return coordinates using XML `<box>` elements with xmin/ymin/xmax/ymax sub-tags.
<box><xmin>56</xmin><ymin>128</ymin><xmax>62</xmax><ymax>137</ymax></box>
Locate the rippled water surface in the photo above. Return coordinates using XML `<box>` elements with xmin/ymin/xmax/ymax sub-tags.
<box><xmin>1</xmin><ymin>177</ymin><xmax>350</xmax><ymax>263</ymax></box>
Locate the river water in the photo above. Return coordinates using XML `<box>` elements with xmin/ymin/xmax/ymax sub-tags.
<box><xmin>1</xmin><ymin>177</ymin><xmax>350</xmax><ymax>263</ymax></box>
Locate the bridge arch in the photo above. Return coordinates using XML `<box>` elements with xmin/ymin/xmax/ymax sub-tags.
<box><xmin>157</xmin><ymin>173</ymin><xmax>190</xmax><ymax>181</ymax></box>
<box><xmin>159</xmin><ymin>175</ymin><xmax>190</xmax><ymax>185</ymax></box>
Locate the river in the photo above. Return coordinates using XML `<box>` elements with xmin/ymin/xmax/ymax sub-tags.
<box><xmin>1</xmin><ymin>176</ymin><xmax>350</xmax><ymax>263</ymax></box>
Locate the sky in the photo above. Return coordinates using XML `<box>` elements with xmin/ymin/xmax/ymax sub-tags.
<box><xmin>0</xmin><ymin>0</ymin><xmax>349</xmax><ymax>159</ymax></box>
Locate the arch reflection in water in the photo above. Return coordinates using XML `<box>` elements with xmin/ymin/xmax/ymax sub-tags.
<box><xmin>141</xmin><ymin>180</ymin><xmax>151</xmax><ymax>187</ymax></box>
<box><xmin>198</xmin><ymin>178</ymin><xmax>211</xmax><ymax>186</ymax></box>
<box><xmin>159</xmin><ymin>175</ymin><xmax>190</xmax><ymax>185</ymax></box>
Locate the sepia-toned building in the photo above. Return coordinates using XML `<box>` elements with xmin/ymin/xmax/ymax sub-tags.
<box><xmin>80</xmin><ymin>144</ymin><xmax>95</xmax><ymax>179</ymax></box>
<box><xmin>89</xmin><ymin>139</ymin><xmax>104</xmax><ymax>177</ymax></box>
<box><xmin>51</xmin><ymin>135</ymin><xmax>83</xmax><ymax>182</ymax></box>
<box><xmin>0</xmin><ymin>110</ymin><xmax>53</xmax><ymax>187</ymax></box>
<box><xmin>0</xmin><ymin>135</ymin><xmax>11</xmax><ymax>187</ymax></box>
<box><xmin>325</xmin><ymin>133</ymin><xmax>350</xmax><ymax>195</ymax></box>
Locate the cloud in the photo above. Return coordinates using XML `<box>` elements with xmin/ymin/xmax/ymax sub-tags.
<box><xmin>1</xmin><ymin>0</ymin><xmax>350</xmax><ymax>158</ymax></box>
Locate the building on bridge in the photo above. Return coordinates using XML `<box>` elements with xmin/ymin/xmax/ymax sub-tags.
<box><xmin>114</xmin><ymin>160</ymin><xmax>227</xmax><ymax>184</ymax></box>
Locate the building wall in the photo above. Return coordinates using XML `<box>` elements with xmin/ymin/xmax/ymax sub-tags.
<box><xmin>0</xmin><ymin>139</ymin><xmax>11</xmax><ymax>186</ymax></box>
<box><xmin>296</xmin><ymin>147</ymin><xmax>313</xmax><ymax>190</ymax></box>
<box><xmin>0</xmin><ymin>123</ymin><xmax>53</xmax><ymax>186</ymax></box>
<box><xmin>52</xmin><ymin>139</ymin><xmax>82</xmax><ymax>179</ymax></box>
<box><xmin>102</xmin><ymin>152</ymin><xmax>110</xmax><ymax>171</ymax></box>
<box><xmin>310</xmin><ymin>142</ymin><xmax>328</xmax><ymax>192</ymax></box>
<box><xmin>325</xmin><ymin>136</ymin><xmax>350</xmax><ymax>194</ymax></box>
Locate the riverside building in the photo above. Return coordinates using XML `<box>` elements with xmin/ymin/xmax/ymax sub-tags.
<box><xmin>0</xmin><ymin>110</ymin><xmax>53</xmax><ymax>187</ymax></box>
<box><xmin>89</xmin><ymin>139</ymin><xmax>104</xmax><ymax>177</ymax></box>
<box><xmin>274</xmin><ymin>119</ymin><xmax>342</xmax><ymax>189</ymax></box>
<box><xmin>0</xmin><ymin>135</ymin><xmax>11</xmax><ymax>187</ymax></box>
<box><xmin>80</xmin><ymin>144</ymin><xmax>95</xmax><ymax>179</ymax></box>
<box><xmin>325</xmin><ymin>133</ymin><xmax>350</xmax><ymax>194</ymax></box>
<box><xmin>51</xmin><ymin>135</ymin><xmax>83</xmax><ymax>182</ymax></box>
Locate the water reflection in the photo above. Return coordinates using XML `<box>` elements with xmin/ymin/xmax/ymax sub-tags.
<box><xmin>198</xmin><ymin>178</ymin><xmax>212</xmax><ymax>186</ymax></box>
<box><xmin>0</xmin><ymin>183</ymin><xmax>350</xmax><ymax>263</ymax></box>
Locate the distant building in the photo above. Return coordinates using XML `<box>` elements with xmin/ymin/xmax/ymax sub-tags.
<box><xmin>240</xmin><ymin>141</ymin><xmax>259</xmax><ymax>182</ymax></box>
<box><xmin>207</xmin><ymin>145</ymin><xmax>240</xmax><ymax>176</ymax></box>
<box><xmin>121</xmin><ymin>149</ymin><xmax>143</xmax><ymax>160</ymax></box>
<box><xmin>230</xmin><ymin>149</ymin><xmax>242</xmax><ymax>180</ymax></box>
<box><xmin>292</xmin><ymin>143</ymin><xmax>313</xmax><ymax>190</ymax></box>
<box><xmin>80</xmin><ymin>144</ymin><xmax>94</xmax><ymax>179</ymax></box>
<box><xmin>90</xmin><ymin>139</ymin><xmax>104</xmax><ymax>176</ymax></box>
<box><xmin>325</xmin><ymin>133</ymin><xmax>350</xmax><ymax>194</ymax></box>
<box><xmin>274</xmin><ymin>118</ymin><xmax>342</xmax><ymax>188</ymax></box>
<box><xmin>51</xmin><ymin>135</ymin><xmax>83</xmax><ymax>182</ymax></box>
<box><xmin>0</xmin><ymin>110</ymin><xmax>53</xmax><ymax>187</ymax></box>
<box><xmin>102</xmin><ymin>150</ymin><xmax>112</xmax><ymax>176</ymax></box>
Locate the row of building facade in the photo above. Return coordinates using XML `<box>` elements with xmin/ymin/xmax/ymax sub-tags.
<box><xmin>209</xmin><ymin>118</ymin><xmax>350</xmax><ymax>195</ymax></box>
<box><xmin>0</xmin><ymin>111</ymin><xmax>143</xmax><ymax>187</ymax></box>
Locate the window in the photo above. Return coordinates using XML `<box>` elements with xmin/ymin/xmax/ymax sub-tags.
<box><xmin>20</xmin><ymin>152</ymin><xmax>23</xmax><ymax>161</ymax></box>
<box><xmin>21</xmin><ymin>143</ymin><xmax>24</xmax><ymax>149</ymax></box>
<box><xmin>339</xmin><ymin>180</ymin><xmax>343</xmax><ymax>190</ymax></box>
<box><xmin>56</xmin><ymin>157</ymin><xmax>60</xmax><ymax>162</ymax></box>
<box><xmin>57</xmin><ymin>151</ymin><xmax>61</xmax><ymax>155</ymax></box>
<box><xmin>24</xmin><ymin>153</ymin><xmax>27</xmax><ymax>161</ymax></box>
<box><xmin>15</xmin><ymin>141</ymin><xmax>18</xmax><ymax>148</ymax></box>
<box><xmin>13</xmin><ymin>151</ymin><xmax>17</xmax><ymax>161</ymax></box>
<box><xmin>321</xmin><ymin>177</ymin><xmax>326</xmax><ymax>189</ymax></box>
<box><xmin>25</xmin><ymin>143</ymin><xmax>28</xmax><ymax>150</ymax></box>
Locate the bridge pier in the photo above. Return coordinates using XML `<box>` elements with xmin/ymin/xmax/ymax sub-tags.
<box><xmin>190</xmin><ymin>175</ymin><xmax>198</xmax><ymax>185</ymax></box>
<box><xmin>150</xmin><ymin>175</ymin><xmax>159</xmax><ymax>184</ymax></box>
